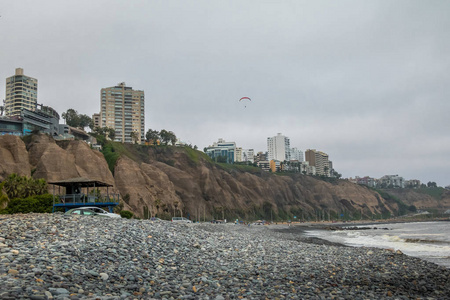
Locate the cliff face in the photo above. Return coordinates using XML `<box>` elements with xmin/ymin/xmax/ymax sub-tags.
<box><xmin>0</xmin><ymin>135</ymin><xmax>30</xmax><ymax>179</ymax></box>
<box><xmin>112</xmin><ymin>146</ymin><xmax>400</xmax><ymax>219</ymax></box>
<box><xmin>0</xmin><ymin>134</ymin><xmax>115</xmax><ymax>185</ymax></box>
<box><xmin>380</xmin><ymin>188</ymin><xmax>450</xmax><ymax>211</ymax></box>
<box><xmin>1</xmin><ymin>134</ymin><xmax>447</xmax><ymax>219</ymax></box>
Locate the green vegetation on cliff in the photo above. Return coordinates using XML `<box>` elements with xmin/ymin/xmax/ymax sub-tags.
<box><xmin>102</xmin><ymin>142</ymin><xmax>132</xmax><ymax>173</ymax></box>
<box><xmin>101</xmin><ymin>141</ymin><xmax>211</xmax><ymax>172</ymax></box>
<box><xmin>414</xmin><ymin>187</ymin><xmax>445</xmax><ymax>200</ymax></box>
<box><xmin>217</xmin><ymin>162</ymin><xmax>263</xmax><ymax>174</ymax></box>
<box><xmin>373</xmin><ymin>188</ymin><xmax>418</xmax><ymax>216</ymax></box>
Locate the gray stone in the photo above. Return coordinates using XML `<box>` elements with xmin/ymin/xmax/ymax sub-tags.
<box><xmin>48</xmin><ymin>288</ymin><xmax>69</xmax><ymax>295</ymax></box>
<box><xmin>44</xmin><ymin>291</ymin><xmax>53</xmax><ymax>300</ymax></box>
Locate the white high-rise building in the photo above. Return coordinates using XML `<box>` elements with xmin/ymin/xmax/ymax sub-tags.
<box><xmin>267</xmin><ymin>133</ymin><xmax>290</xmax><ymax>162</ymax></box>
<box><xmin>242</xmin><ymin>149</ymin><xmax>255</xmax><ymax>163</ymax></box>
<box><xmin>290</xmin><ymin>147</ymin><xmax>304</xmax><ymax>162</ymax></box>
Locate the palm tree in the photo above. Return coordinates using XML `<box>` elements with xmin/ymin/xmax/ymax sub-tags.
<box><xmin>3</xmin><ymin>174</ymin><xmax>48</xmax><ymax>199</ymax></box>
<box><xmin>34</xmin><ymin>179</ymin><xmax>48</xmax><ymax>195</ymax></box>
<box><xmin>3</xmin><ymin>173</ymin><xmax>22</xmax><ymax>199</ymax></box>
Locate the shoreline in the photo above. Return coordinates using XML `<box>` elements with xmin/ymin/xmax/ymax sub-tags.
<box><xmin>269</xmin><ymin>221</ymin><xmax>450</xmax><ymax>269</ymax></box>
<box><xmin>1</xmin><ymin>214</ymin><xmax>450</xmax><ymax>299</ymax></box>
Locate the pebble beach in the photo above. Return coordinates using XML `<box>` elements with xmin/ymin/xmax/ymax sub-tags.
<box><xmin>1</xmin><ymin>214</ymin><xmax>449</xmax><ymax>300</ymax></box>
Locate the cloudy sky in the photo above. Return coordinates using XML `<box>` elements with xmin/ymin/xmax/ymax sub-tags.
<box><xmin>1</xmin><ymin>1</ymin><xmax>449</xmax><ymax>186</ymax></box>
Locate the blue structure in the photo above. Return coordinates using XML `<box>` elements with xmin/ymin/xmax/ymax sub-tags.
<box><xmin>49</xmin><ymin>177</ymin><xmax>119</xmax><ymax>213</ymax></box>
<box><xmin>205</xmin><ymin>139</ymin><xmax>236</xmax><ymax>163</ymax></box>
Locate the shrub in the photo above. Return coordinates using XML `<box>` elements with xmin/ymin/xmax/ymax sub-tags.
<box><xmin>120</xmin><ymin>210</ymin><xmax>133</xmax><ymax>219</ymax></box>
<box><xmin>0</xmin><ymin>194</ymin><xmax>53</xmax><ymax>214</ymax></box>
<box><xmin>0</xmin><ymin>194</ymin><xmax>8</xmax><ymax>210</ymax></box>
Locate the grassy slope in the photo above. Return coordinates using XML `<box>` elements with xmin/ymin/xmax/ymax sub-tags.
<box><xmin>101</xmin><ymin>142</ymin><xmax>211</xmax><ymax>172</ymax></box>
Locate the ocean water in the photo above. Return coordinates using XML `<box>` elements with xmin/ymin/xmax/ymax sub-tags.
<box><xmin>304</xmin><ymin>221</ymin><xmax>450</xmax><ymax>268</ymax></box>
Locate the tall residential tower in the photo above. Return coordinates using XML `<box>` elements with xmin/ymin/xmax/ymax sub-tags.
<box><xmin>5</xmin><ymin>68</ymin><xmax>38</xmax><ymax>117</ymax></box>
<box><xmin>305</xmin><ymin>149</ymin><xmax>331</xmax><ymax>176</ymax></box>
<box><xmin>100</xmin><ymin>83</ymin><xmax>145</xmax><ymax>143</ymax></box>
<box><xmin>267</xmin><ymin>133</ymin><xmax>290</xmax><ymax>162</ymax></box>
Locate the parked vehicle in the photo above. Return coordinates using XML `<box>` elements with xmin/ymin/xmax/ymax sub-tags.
<box><xmin>64</xmin><ymin>207</ymin><xmax>121</xmax><ymax>218</ymax></box>
<box><xmin>171</xmin><ymin>217</ymin><xmax>192</xmax><ymax>223</ymax></box>
<box><xmin>64</xmin><ymin>208</ymin><xmax>98</xmax><ymax>217</ymax></box>
<box><xmin>82</xmin><ymin>207</ymin><xmax>121</xmax><ymax>218</ymax></box>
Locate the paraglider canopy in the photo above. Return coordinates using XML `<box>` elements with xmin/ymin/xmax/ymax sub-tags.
<box><xmin>239</xmin><ymin>97</ymin><xmax>251</xmax><ymax>108</ymax></box>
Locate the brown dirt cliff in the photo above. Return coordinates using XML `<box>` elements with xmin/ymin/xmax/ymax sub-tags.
<box><xmin>0</xmin><ymin>134</ymin><xmax>115</xmax><ymax>185</ymax></box>
<box><xmin>112</xmin><ymin>146</ymin><xmax>400</xmax><ymax>220</ymax></box>
<box><xmin>3</xmin><ymin>135</ymin><xmax>442</xmax><ymax>220</ymax></box>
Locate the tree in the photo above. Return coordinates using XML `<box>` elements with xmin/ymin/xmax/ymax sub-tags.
<box><xmin>408</xmin><ymin>205</ymin><xmax>417</xmax><ymax>213</ymax></box>
<box><xmin>61</xmin><ymin>109</ymin><xmax>78</xmax><ymax>126</ymax></box>
<box><xmin>88</xmin><ymin>119</ymin><xmax>95</xmax><ymax>131</ymax></box>
<box><xmin>145</xmin><ymin>129</ymin><xmax>160</xmax><ymax>145</ymax></box>
<box><xmin>168</xmin><ymin>131</ymin><xmax>177</xmax><ymax>146</ymax></box>
<box><xmin>427</xmin><ymin>181</ymin><xmax>437</xmax><ymax>188</ymax></box>
<box><xmin>61</xmin><ymin>109</ymin><xmax>92</xmax><ymax>130</ymax></box>
<box><xmin>78</xmin><ymin>114</ymin><xmax>92</xmax><ymax>129</ymax></box>
<box><xmin>159</xmin><ymin>129</ymin><xmax>170</xmax><ymax>145</ymax></box>
<box><xmin>2</xmin><ymin>174</ymin><xmax>48</xmax><ymax>199</ymax></box>
<box><xmin>157</xmin><ymin>129</ymin><xmax>177</xmax><ymax>146</ymax></box>
<box><xmin>331</xmin><ymin>170</ymin><xmax>342</xmax><ymax>179</ymax></box>
<box><xmin>324</xmin><ymin>166</ymin><xmax>329</xmax><ymax>177</ymax></box>
<box><xmin>107</xmin><ymin>128</ymin><xmax>116</xmax><ymax>141</ymax></box>
<box><xmin>130</xmin><ymin>131</ymin><xmax>139</xmax><ymax>144</ymax></box>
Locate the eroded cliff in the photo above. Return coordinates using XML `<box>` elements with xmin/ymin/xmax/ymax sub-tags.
<box><xmin>1</xmin><ymin>134</ymin><xmax>448</xmax><ymax>219</ymax></box>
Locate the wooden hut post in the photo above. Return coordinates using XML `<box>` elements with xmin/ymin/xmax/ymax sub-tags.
<box><xmin>52</xmin><ymin>185</ymin><xmax>55</xmax><ymax>212</ymax></box>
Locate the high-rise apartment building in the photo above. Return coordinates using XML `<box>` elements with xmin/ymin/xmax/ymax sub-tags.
<box><xmin>92</xmin><ymin>113</ymin><xmax>100</xmax><ymax>129</ymax></box>
<box><xmin>305</xmin><ymin>149</ymin><xmax>330</xmax><ymax>176</ymax></box>
<box><xmin>100</xmin><ymin>83</ymin><xmax>145</xmax><ymax>143</ymax></box>
<box><xmin>235</xmin><ymin>147</ymin><xmax>243</xmax><ymax>162</ymax></box>
<box><xmin>267</xmin><ymin>133</ymin><xmax>290</xmax><ymax>162</ymax></box>
<box><xmin>290</xmin><ymin>147</ymin><xmax>304</xmax><ymax>162</ymax></box>
<box><xmin>5</xmin><ymin>68</ymin><xmax>38</xmax><ymax>117</ymax></box>
<box><xmin>242</xmin><ymin>149</ymin><xmax>255</xmax><ymax>163</ymax></box>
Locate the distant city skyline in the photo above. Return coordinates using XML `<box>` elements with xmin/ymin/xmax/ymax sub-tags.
<box><xmin>0</xmin><ymin>66</ymin><xmax>443</xmax><ymax>186</ymax></box>
<box><xmin>1</xmin><ymin>1</ymin><xmax>449</xmax><ymax>186</ymax></box>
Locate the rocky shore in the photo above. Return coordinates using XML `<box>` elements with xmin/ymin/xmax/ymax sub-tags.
<box><xmin>1</xmin><ymin>214</ymin><xmax>449</xmax><ymax>299</ymax></box>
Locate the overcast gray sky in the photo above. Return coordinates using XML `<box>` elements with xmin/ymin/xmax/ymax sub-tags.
<box><xmin>1</xmin><ymin>0</ymin><xmax>449</xmax><ymax>187</ymax></box>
